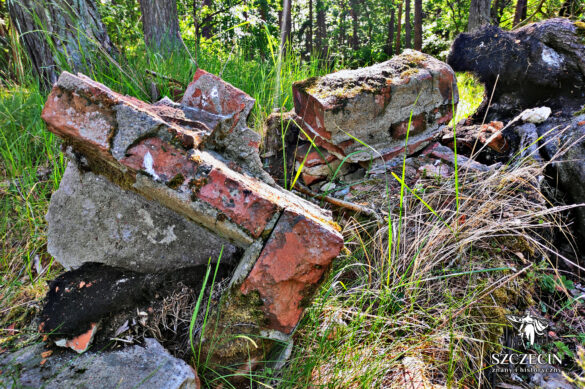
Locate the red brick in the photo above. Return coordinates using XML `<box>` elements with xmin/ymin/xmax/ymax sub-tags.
<box><xmin>391</xmin><ymin>113</ymin><xmax>427</xmax><ymax>139</ymax></box>
<box><xmin>295</xmin><ymin>143</ymin><xmax>338</xmax><ymax>167</ymax></box>
<box><xmin>301</xmin><ymin>172</ymin><xmax>325</xmax><ymax>186</ymax></box>
<box><xmin>240</xmin><ymin>210</ymin><xmax>343</xmax><ymax>333</ymax></box>
<box><xmin>197</xmin><ymin>168</ymin><xmax>279</xmax><ymax>238</ymax></box>
<box><xmin>122</xmin><ymin>138</ymin><xmax>279</xmax><ymax>238</ymax></box>
<box><xmin>181</xmin><ymin>69</ymin><xmax>254</xmax><ymax>131</ymax></box>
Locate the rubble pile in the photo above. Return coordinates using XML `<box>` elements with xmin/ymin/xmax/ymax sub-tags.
<box><xmin>287</xmin><ymin>50</ymin><xmax>458</xmax><ymax>186</ymax></box>
<box><xmin>3</xmin><ymin>70</ymin><xmax>344</xmax><ymax>387</ymax></box>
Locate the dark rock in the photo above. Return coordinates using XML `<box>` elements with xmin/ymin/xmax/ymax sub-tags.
<box><xmin>536</xmin><ymin>114</ymin><xmax>585</xmax><ymax>247</ymax></box>
<box><xmin>448</xmin><ymin>18</ymin><xmax>585</xmax><ymax>120</ymax></box>
<box><xmin>0</xmin><ymin>338</ymin><xmax>199</xmax><ymax>388</ymax></box>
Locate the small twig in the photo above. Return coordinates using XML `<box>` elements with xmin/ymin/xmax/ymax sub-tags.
<box><xmin>293</xmin><ymin>183</ymin><xmax>382</xmax><ymax>222</ymax></box>
<box><xmin>145</xmin><ymin>69</ymin><xmax>184</xmax><ymax>86</ymax></box>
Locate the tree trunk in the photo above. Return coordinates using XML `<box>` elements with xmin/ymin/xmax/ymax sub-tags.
<box><xmin>385</xmin><ymin>7</ymin><xmax>395</xmax><ymax>56</ymax></box>
<box><xmin>316</xmin><ymin>0</ymin><xmax>327</xmax><ymax>58</ymax></box>
<box><xmin>7</xmin><ymin>0</ymin><xmax>116</xmax><ymax>86</ymax></box>
<box><xmin>139</xmin><ymin>0</ymin><xmax>185</xmax><ymax>53</ymax></box>
<box><xmin>468</xmin><ymin>0</ymin><xmax>492</xmax><ymax>32</ymax></box>
<box><xmin>513</xmin><ymin>0</ymin><xmax>527</xmax><ymax>26</ymax></box>
<box><xmin>559</xmin><ymin>0</ymin><xmax>573</xmax><ymax>16</ymax></box>
<box><xmin>395</xmin><ymin>0</ymin><xmax>403</xmax><ymax>54</ymax></box>
<box><xmin>404</xmin><ymin>0</ymin><xmax>411</xmax><ymax>49</ymax></box>
<box><xmin>490</xmin><ymin>0</ymin><xmax>500</xmax><ymax>23</ymax></box>
<box><xmin>339</xmin><ymin>0</ymin><xmax>347</xmax><ymax>48</ymax></box>
<box><xmin>280</xmin><ymin>0</ymin><xmax>292</xmax><ymax>55</ymax></box>
<box><xmin>308</xmin><ymin>0</ymin><xmax>313</xmax><ymax>54</ymax></box>
<box><xmin>350</xmin><ymin>0</ymin><xmax>359</xmax><ymax>51</ymax></box>
<box><xmin>414</xmin><ymin>0</ymin><xmax>422</xmax><ymax>50</ymax></box>
<box><xmin>200</xmin><ymin>0</ymin><xmax>213</xmax><ymax>39</ymax></box>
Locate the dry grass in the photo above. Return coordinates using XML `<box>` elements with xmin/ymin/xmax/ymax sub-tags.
<box><xmin>277</xmin><ymin>153</ymin><xmax>582</xmax><ymax>388</ymax></box>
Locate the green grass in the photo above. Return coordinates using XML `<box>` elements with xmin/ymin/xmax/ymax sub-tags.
<box><xmin>452</xmin><ymin>72</ymin><xmax>484</xmax><ymax>125</ymax></box>
<box><xmin>0</xmin><ymin>84</ymin><xmax>64</xmax><ymax>347</ymax></box>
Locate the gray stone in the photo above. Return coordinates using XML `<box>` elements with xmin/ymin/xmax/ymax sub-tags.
<box><xmin>47</xmin><ymin>162</ymin><xmax>241</xmax><ymax>272</ymax></box>
<box><xmin>538</xmin><ymin>114</ymin><xmax>585</xmax><ymax>245</ymax></box>
<box><xmin>0</xmin><ymin>338</ymin><xmax>199</xmax><ymax>389</ymax></box>
<box><xmin>112</xmin><ymin>104</ymin><xmax>165</xmax><ymax>160</ymax></box>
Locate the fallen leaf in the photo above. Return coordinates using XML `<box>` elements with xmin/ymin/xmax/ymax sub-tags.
<box><xmin>41</xmin><ymin>350</ymin><xmax>53</xmax><ymax>358</ymax></box>
<box><xmin>514</xmin><ymin>251</ymin><xmax>527</xmax><ymax>264</ymax></box>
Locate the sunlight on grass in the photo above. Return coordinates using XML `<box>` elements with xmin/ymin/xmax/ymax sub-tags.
<box><xmin>451</xmin><ymin>72</ymin><xmax>484</xmax><ymax>125</ymax></box>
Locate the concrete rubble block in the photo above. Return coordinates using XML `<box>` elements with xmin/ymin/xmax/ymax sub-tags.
<box><xmin>0</xmin><ymin>338</ymin><xmax>200</xmax><ymax>389</ymax></box>
<box><xmin>47</xmin><ymin>162</ymin><xmax>241</xmax><ymax>272</ymax></box>
<box><xmin>292</xmin><ymin>50</ymin><xmax>458</xmax><ymax>163</ymax></box>
<box><xmin>41</xmin><ymin>71</ymin><xmax>344</xmax><ymax>367</ymax></box>
<box><xmin>181</xmin><ymin>69</ymin><xmax>272</xmax><ymax>183</ymax></box>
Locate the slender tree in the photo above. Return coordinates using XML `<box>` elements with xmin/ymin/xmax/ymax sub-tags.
<box><xmin>513</xmin><ymin>0</ymin><xmax>527</xmax><ymax>26</ymax></box>
<box><xmin>316</xmin><ymin>0</ymin><xmax>327</xmax><ymax>57</ymax></box>
<box><xmin>7</xmin><ymin>0</ymin><xmax>116</xmax><ymax>86</ymax></box>
<box><xmin>308</xmin><ymin>0</ymin><xmax>313</xmax><ymax>54</ymax></box>
<box><xmin>395</xmin><ymin>0</ymin><xmax>403</xmax><ymax>54</ymax></box>
<box><xmin>280</xmin><ymin>0</ymin><xmax>292</xmax><ymax>54</ymax></box>
<box><xmin>385</xmin><ymin>5</ymin><xmax>395</xmax><ymax>56</ymax></box>
<box><xmin>350</xmin><ymin>0</ymin><xmax>359</xmax><ymax>51</ymax></box>
<box><xmin>404</xmin><ymin>0</ymin><xmax>411</xmax><ymax>49</ymax></box>
<box><xmin>140</xmin><ymin>0</ymin><xmax>185</xmax><ymax>53</ymax></box>
<box><xmin>413</xmin><ymin>0</ymin><xmax>422</xmax><ymax>50</ymax></box>
<box><xmin>338</xmin><ymin>0</ymin><xmax>347</xmax><ymax>48</ymax></box>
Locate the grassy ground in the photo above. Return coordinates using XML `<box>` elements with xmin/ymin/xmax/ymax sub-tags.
<box><xmin>2</xmin><ymin>47</ymin><xmax>583</xmax><ymax>388</ymax></box>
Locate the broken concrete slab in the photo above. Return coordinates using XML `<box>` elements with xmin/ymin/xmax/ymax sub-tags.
<box><xmin>181</xmin><ymin>69</ymin><xmax>273</xmax><ymax>184</ymax></box>
<box><xmin>292</xmin><ymin>50</ymin><xmax>458</xmax><ymax>163</ymax></box>
<box><xmin>41</xmin><ymin>71</ymin><xmax>344</xmax><ymax>374</ymax></box>
<box><xmin>47</xmin><ymin>163</ymin><xmax>241</xmax><ymax>272</ymax></box>
<box><xmin>0</xmin><ymin>338</ymin><xmax>199</xmax><ymax>389</ymax></box>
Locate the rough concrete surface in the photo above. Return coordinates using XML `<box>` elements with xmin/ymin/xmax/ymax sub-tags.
<box><xmin>0</xmin><ymin>338</ymin><xmax>199</xmax><ymax>389</ymax></box>
<box><xmin>293</xmin><ymin>50</ymin><xmax>458</xmax><ymax>162</ymax></box>
<box><xmin>47</xmin><ymin>162</ymin><xmax>241</xmax><ymax>272</ymax></box>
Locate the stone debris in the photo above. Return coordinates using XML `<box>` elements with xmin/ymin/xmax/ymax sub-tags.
<box><xmin>39</xmin><ymin>70</ymin><xmax>343</xmax><ymax>376</ymax></box>
<box><xmin>439</xmin><ymin>120</ymin><xmax>510</xmax><ymax>163</ymax></box>
<box><xmin>292</xmin><ymin>50</ymin><xmax>458</xmax><ymax>165</ymax></box>
<box><xmin>54</xmin><ymin>322</ymin><xmax>98</xmax><ymax>353</ymax></box>
<box><xmin>519</xmin><ymin>106</ymin><xmax>552</xmax><ymax>124</ymax></box>
<box><xmin>47</xmin><ymin>163</ymin><xmax>241</xmax><ymax>272</ymax></box>
<box><xmin>0</xmin><ymin>338</ymin><xmax>200</xmax><ymax>389</ymax></box>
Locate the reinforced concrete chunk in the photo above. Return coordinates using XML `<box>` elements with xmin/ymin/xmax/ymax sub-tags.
<box><xmin>47</xmin><ymin>163</ymin><xmax>241</xmax><ymax>272</ymax></box>
<box><xmin>292</xmin><ymin>50</ymin><xmax>458</xmax><ymax>162</ymax></box>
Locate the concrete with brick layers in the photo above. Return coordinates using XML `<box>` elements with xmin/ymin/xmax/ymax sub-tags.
<box><xmin>38</xmin><ymin>70</ymin><xmax>344</xmax><ymax>378</ymax></box>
